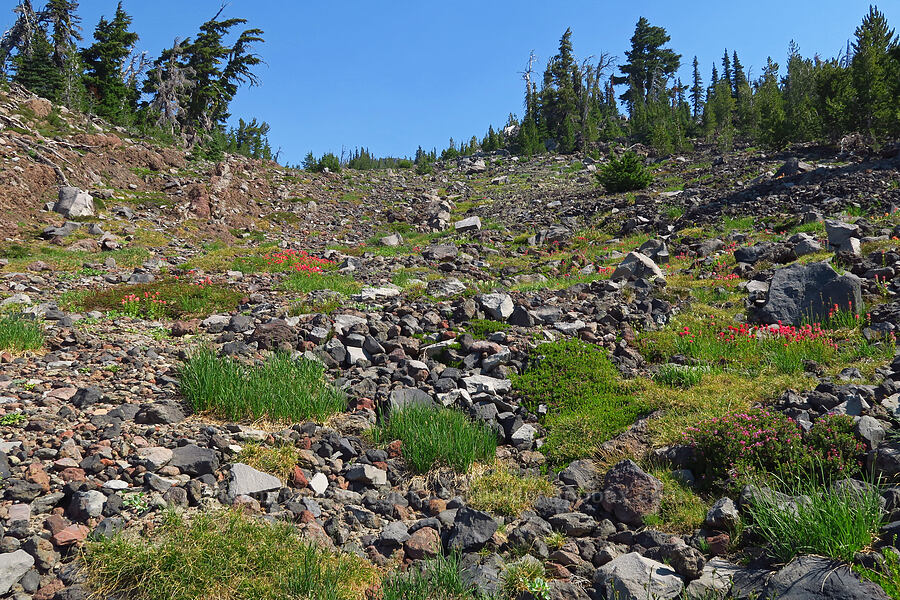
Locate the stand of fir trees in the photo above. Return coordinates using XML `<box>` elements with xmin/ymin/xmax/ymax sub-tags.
<box><xmin>1</xmin><ymin>1</ymin><xmax>272</xmax><ymax>160</ymax></box>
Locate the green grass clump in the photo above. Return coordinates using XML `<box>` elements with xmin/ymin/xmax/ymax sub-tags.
<box><xmin>0</xmin><ymin>315</ymin><xmax>43</xmax><ymax>352</ymax></box>
<box><xmin>501</xmin><ymin>557</ymin><xmax>551</xmax><ymax>600</ymax></box>
<box><xmin>73</xmin><ymin>280</ymin><xmax>243</xmax><ymax>320</ymax></box>
<box><xmin>745</xmin><ymin>477</ymin><xmax>883</xmax><ymax>563</ymax></box>
<box><xmin>513</xmin><ymin>339</ymin><xmax>651</xmax><ymax>464</ymax></box>
<box><xmin>84</xmin><ymin>509</ymin><xmax>375</xmax><ymax>600</ymax></box>
<box><xmin>467</xmin><ymin>463</ymin><xmax>554</xmax><ymax>516</ymax></box>
<box><xmin>180</xmin><ymin>349</ymin><xmax>346</xmax><ymax>423</ymax></box>
<box><xmin>282</xmin><ymin>272</ymin><xmax>362</xmax><ymax>296</ymax></box>
<box><xmin>465</xmin><ymin>319</ymin><xmax>510</xmax><ymax>339</ymax></box>
<box><xmin>237</xmin><ymin>443</ymin><xmax>302</xmax><ymax>480</ymax></box>
<box><xmin>642</xmin><ymin>469</ymin><xmax>710</xmax><ymax>534</ymax></box>
<box><xmin>381</xmin><ymin>554</ymin><xmax>475</xmax><ymax>600</ymax></box>
<box><xmin>371</xmin><ymin>404</ymin><xmax>497</xmax><ymax>474</ymax></box>
<box><xmin>653</xmin><ymin>364</ymin><xmax>709</xmax><ymax>389</ymax></box>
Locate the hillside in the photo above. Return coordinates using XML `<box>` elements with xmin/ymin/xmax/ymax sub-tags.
<box><xmin>2</xmin><ymin>84</ymin><xmax>900</xmax><ymax>600</ymax></box>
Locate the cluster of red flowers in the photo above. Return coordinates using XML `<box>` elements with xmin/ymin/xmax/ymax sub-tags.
<box><xmin>266</xmin><ymin>248</ymin><xmax>333</xmax><ymax>275</ymax></box>
<box><xmin>678</xmin><ymin>319</ymin><xmax>838</xmax><ymax>348</ymax></box>
<box><xmin>120</xmin><ymin>291</ymin><xmax>167</xmax><ymax>307</ymax></box>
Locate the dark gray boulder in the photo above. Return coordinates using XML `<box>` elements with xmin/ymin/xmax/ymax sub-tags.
<box><xmin>753</xmin><ymin>262</ymin><xmax>862</xmax><ymax>326</ymax></box>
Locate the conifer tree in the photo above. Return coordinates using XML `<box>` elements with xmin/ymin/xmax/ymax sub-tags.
<box><xmin>731</xmin><ymin>50</ymin><xmax>747</xmax><ymax>96</ymax></box>
<box><xmin>12</xmin><ymin>24</ymin><xmax>60</xmax><ymax>99</ymax></box>
<box><xmin>614</xmin><ymin>17</ymin><xmax>681</xmax><ymax>113</ymax></box>
<box><xmin>721</xmin><ymin>49</ymin><xmax>732</xmax><ymax>95</ymax></box>
<box><xmin>850</xmin><ymin>5</ymin><xmax>898</xmax><ymax>136</ymax></box>
<box><xmin>44</xmin><ymin>0</ymin><xmax>83</xmax><ymax>106</ymax></box>
<box><xmin>690</xmin><ymin>56</ymin><xmax>703</xmax><ymax>119</ymax></box>
<box><xmin>82</xmin><ymin>2</ymin><xmax>139</xmax><ymax>123</ymax></box>
<box><xmin>754</xmin><ymin>57</ymin><xmax>786</xmax><ymax>148</ymax></box>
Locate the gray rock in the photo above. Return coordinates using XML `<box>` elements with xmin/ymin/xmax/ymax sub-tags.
<box><xmin>478</xmin><ymin>293</ymin><xmax>514</xmax><ymax>321</ymax></box>
<box><xmin>389</xmin><ymin>387</ymin><xmax>435</xmax><ymax>411</ymax></box>
<box><xmin>229</xmin><ymin>463</ymin><xmax>282</xmax><ymax>498</ymax></box>
<box><xmin>427</xmin><ymin>278</ymin><xmax>467</xmax><ymax>298</ymax></box>
<box><xmin>548</xmin><ymin>512</ymin><xmax>597</xmax><ymax>537</ymax></box>
<box><xmin>134</xmin><ymin>401</ymin><xmax>185</xmax><ymax>425</ymax></box>
<box><xmin>868</xmin><ymin>442</ymin><xmax>900</xmax><ymax>481</ymax></box>
<box><xmin>53</xmin><ymin>187</ymin><xmax>94</xmax><ymax>218</ymax></box>
<box><xmin>593</xmin><ymin>552</ymin><xmax>684</xmax><ymax>600</ymax></box>
<box><xmin>309</xmin><ymin>472</ymin><xmax>328</xmax><ymax>495</ymax></box>
<box><xmin>447</xmin><ymin>506</ymin><xmax>497</xmax><ymax>552</ymax></box>
<box><xmin>754</xmin><ymin>262</ymin><xmax>862</xmax><ymax>326</ymax></box>
<box><xmin>346</xmin><ymin>464</ymin><xmax>387</xmax><ymax>486</ymax></box>
<box><xmin>558</xmin><ymin>459</ymin><xmax>597</xmax><ymax>489</ymax></box>
<box><xmin>380</xmin><ymin>233</ymin><xmax>403</xmax><ymax>247</ymax></box>
<box><xmin>170</xmin><ymin>444</ymin><xmax>219</xmax><ymax>476</ymax></box>
<box><xmin>601</xmin><ymin>460</ymin><xmax>663</xmax><ymax>525</ymax></box>
<box><xmin>462</xmin><ymin>375</ymin><xmax>511</xmax><ymax>395</ymax></box>
<box><xmin>68</xmin><ymin>490</ymin><xmax>106</xmax><ymax>521</ymax></box>
<box><xmin>825</xmin><ymin>220</ymin><xmax>860</xmax><ymax>251</ymax></box>
<box><xmin>684</xmin><ymin>558</ymin><xmax>742</xmax><ymax>599</ymax></box>
<box><xmin>454</xmin><ymin>216</ymin><xmax>482</xmax><ymax>232</ymax></box>
<box><xmin>460</xmin><ymin>552</ymin><xmax>504</xmax><ymax>597</ymax></box>
<box><xmin>705</xmin><ymin>497</ymin><xmax>740</xmax><ymax>531</ymax></box>
<box><xmin>856</xmin><ymin>416</ymin><xmax>886</xmax><ymax>450</ymax></box>
<box><xmin>136</xmin><ymin>446</ymin><xmax>173</xmax><ymax>471</ymax></box>
<box><xmin>423</xmin><ymin>244</ymin><xmax>459</xmax><ymax>261</ymax></box>
<box><xmin>0</xmin><ymin>550</ymin><xmax>34</xmax><ymax>595</ymax></box>
<box><xmin>379</xmin><ymin>521</ymin><xmax>410</xmax><ymax>547</ymax></box>
<box><xmin>611</xmin><ymin>252</ymin><xmax>665</xmax><ymax>282</ymax></box>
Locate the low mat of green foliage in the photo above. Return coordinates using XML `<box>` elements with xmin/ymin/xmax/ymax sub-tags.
<box><xmin>371</xmin><ymin>404</ymin><xmax>497</xmax><ymax>474</ymax></box>
<box><xmin>745</xmin><ymin>477</ymin><xmax>884</xmax><ymax>563</ymax></box>
<box><xmin>180</xmin><ymin>349</ymin><xmax>346</xmax><ymax>423</ymax></box>
<box><xmin>513</xmin><ymin>339</ymin><xmax>652</xmax><ymax>464</ymax></box>
<box><xmin>282</xmin><ymin>272</ymin><xmax>362</xmax><ymax>296</ymax></box>
<box><xmin>0</xmin><ymin>315</ymin><xmax>43</xmax><ymax>352</ymax></box>
<box><xmin>464</xmin><ymin>319</ymin><xmax>510</xmax><ymax>339</ymax></box>
<box><xmin>70</xmin><ymin>280</ymin><xmax>243</xmax><ymax>319</ymax></box>
<box><xmin>83</xmin><ymin>510</ymin><xmax>375</xmax><ymax>600</ymax></box>
<box><xmin>858</xmin><ymin>548</ymin><xmax>900</xmax><ymax>600</ymax></box>
<box><xmin>467</xmin><ymin>464</ymin><xmax>554</xmax><ymax>516</ymax></box>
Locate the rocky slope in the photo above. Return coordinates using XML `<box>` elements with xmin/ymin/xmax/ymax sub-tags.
<box><xmin>2</xmin><ymin>85</ymin><xmax>900</xmax><ymax>600</ymax></box>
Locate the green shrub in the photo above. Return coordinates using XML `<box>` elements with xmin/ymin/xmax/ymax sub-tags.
<box><xmin>745</xmin><ymin>477</ymin><xmax>884</xmax><ymax>563</ymax></box>
<box><xmin>416</xmin><ymin>161</ymin><xmax>433</xmax><ymax>176</ymax></box>
<box><xmin>0</xmin><ymin>315</ymin><xmax>43</xmax><ymax>352</ymax></box>
<box><xmin>316</xmin><ymin>153</ymin><xmax>341</xmax><ymax>173</ymax></box>
<box><xmin>501</xmin><ymin>557</ymin><xmax>550</xmax><ymax>600</ymax></box>
<box><xmin>179</xmin><ymin>349</ymin><xmax>347</xmax><ymax>423</ymax></box>
<box><xmin>381</xmin><ymin>554</ymin><xmax>476</xmax><ymax>600</ymax></box>
<box><xmin>371</xmin><ymin>404</ymin><xmax>497</xmax><ymax>474</ymax></box>
<box><xmin>596</xmin><ymin>151</ymin><xmax>653</xmax><ymax>193</ymax></box>
<box><xmin>84</xmin><ymin>509</ymin><xmax>375</xmax><ymax>600</ymax></box>
<box><xmin>465</xmin><ymin>319</ymin><xmax>510</xmax><ymax>340</ymax></box>
<box><xmin>467</xmin><ymin>464</ymin><xmax>554</xmax><ymax>516</ymax></box>
<box><xmin>684</xmin><ymin>409</ymin><xmax>865</xmax><ymax>486</ymax></box>
<box><xmin>512</xmin><ymin>339</ymin><xmax>651</xmax><ymax>463</ymax></box>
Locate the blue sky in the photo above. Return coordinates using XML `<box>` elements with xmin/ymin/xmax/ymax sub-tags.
<box><xmin>11</xmin><ymin>1</ymin><xmax>898</xmax><ymax>164</ymax></box>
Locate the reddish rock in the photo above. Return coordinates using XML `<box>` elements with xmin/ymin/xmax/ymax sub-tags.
<box><xmin>52</xmin><ymin>524</ymin><xmax>90</xmax><ymax>546</ymax></box>
<box><xmin>545</xmin><ymin>562</ymin><xmax>573</xmax><ymax>579</ymax></box>
<box><xmin>33</xmin><ymin>579</ymin><xmax>65</xmax><ymax>600</ymax></box>
<box><xmin>404</xmin><ymin>526</ymin><xmax>440</xmax><ymax>560</ymax></box>
<box><xmin>290</xmin><ymin>465</ymin><xmax>308</xmax><ymax>487</ymax></box>
<box><xmin>350</xmin><ymin>397</ymin><xmax>375</xmax><ymax>411</ymax></box>
<box><xmin>171</xmin><ymin>319</ymin><xmax>199</xmax><ymax>337</ymax></box>
<box><xmin>707</xmin><ymin>532</ymin><xmax>730</xmax><ymax>556</ymax></box>
<box><xmin>427</xmin><ymin>499</ymin><xmax>447</xmax><ymax>516</ymax></box>
<box><xmin>298</xmin><ymin>510</ymin><xmax>317</xmax><ymax>524</ymax></box>
<box><xmin>60</xmin><ymin>467</ymin><xmax>86</xmax><ymax>483</ymax></box>
<box><xmin>26</xmin><ymin>462</ymin><xmax>51</xmax><ymax>491</ymax></box>
<box><xmin>44</xmin><ymin>514</ymin><xmax>69</xmax><ymax>536</ymax></box>
<box><xmin>387</xmin><ymin>440</ymin><xmax>403</xmax><ymax>459</ymax></box>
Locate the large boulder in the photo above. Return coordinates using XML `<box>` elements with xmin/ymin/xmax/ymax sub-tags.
<box><xmin>593</xmin><ymin>552</ymin><xmax>684</xmax><ymax>600</ymax></box>
<box><xmin>229</xmin><ymin>463</ymin><xmax>282</xmax><ymax>499</ymax></box>
<box><xmin>611</xmin><ymin>252</ymin><xmax>665</xmax><ymax>282</ymax></box>
<box><xmin>478</xmin><ymin>293</ymin><xmax>514</xmax><ymax>321</ymax></box>
<box><xmin>761</xmin><ymin>555</ymin><xmax>889</xmax><ymax>599</ymax></box>
<box><xmin>53</xmin><ymin>187</ymin><xmax>94</xmax><ymax>218</ymax></box>
<box><xmin>600</xmin><ymin>460</ymin><xmax>663</xmax><ymax>524</ymax></box>
<box><xmin>753</xmin><ymin>262</ymin><xmax>862</xmax><ymax>326</ymax></box>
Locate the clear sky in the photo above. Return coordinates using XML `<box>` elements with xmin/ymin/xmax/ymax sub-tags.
<box><xmin>10</xmin><ymin>1</ymin><xmax>899</xmax><ymax>164</ymax></box>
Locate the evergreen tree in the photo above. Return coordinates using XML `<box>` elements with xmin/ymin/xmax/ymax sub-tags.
<box><xmin>82</xmin><ymin>2</ymin><xmax>140</xmax><ymax>123</ymax></box>
<box><xmin>732</xmin><ymin>51</ymin><xmax>747</xmax><ymax>95</ymax></box>
<box><xmin>44</xmin><ymin>0</ymin><xmax>84</xmax><ymax>106</ymax></box>
<box><xmin>850</xmin><ymin>5</ymin><xmax>898</xmax><ymax>136</ymax></box>
<box><xmin>540</xmin><ymin>28</ymin><xmax>579</xmax><ymax>153</ymax></box>
<box><xmin>614</xmin><ymin>17</ymin><xmax>681</xmax><ymax>113</ymax></box>
<box><xmin>226</xmin><ymin>117</ymin><xmax>271</xmax><ymax>160</ymax></box>
<box><xmin>1</xmin><ymin>1</ymin><xmax>40</xmax><ymax>77</ymax></box>
<box><xmin>721</xmin><ymin>50</ymin><xmax>732</xmax><ymax>96</ymax></box>
<box><xmin>782</xmin><ymin>40</ymin><xmax>821</xmax><ymax>141</ymax></box>
<box><xmin>754</xmin><ymin>57</ymin><xmax>787</xmax><ymax>148</ymax></box>
<box><xmin>690</xmin><ymin>55</ymin><xmax>703</xmax><ymax>119</ymax></box>
<box><xmin>12</xmin><ymin>25</ymin><xmax>60</xmax><ymax>100</ymax></box>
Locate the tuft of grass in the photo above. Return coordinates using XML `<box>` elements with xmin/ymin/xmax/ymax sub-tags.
<box><xmin>501</xmin><ymin>557</ymin><xmax>550</xmax><ymax>600</ymax></box>
<box><xmin>512</xmin><ymin>339</ymin><xmax>651</xmax><ymax>464</ymax></box>
<box><xmin>653</xmin><ymin>364</ymin><xmax>709</xmax><ymax>389</ymax></box>
<box><xmin>380</xmin><ymin>554</ymin><xmax>475</xmax><ymax>600</ymax></box>
<box><xmin>83</xmin><ymin>509</ymin><xmax>376</xmax><ymax>600</ymax></box>
<box><xmin>0</xmin><ymin>315</ymin><xmax>43</xmax><ymax>352</ymax></box>
<box><xmin>179</xmin><ymin>349</ymin><xmax>347</xmax><ymax>423</ymax></box>
<box><xmin>282</xmin><ymin>272</ymin><xmax>362</xmax><ymax>296</ymax></box>
<box><xmin>237</xmin><ymin>443</ymin><xmax>301</xmax><ymax>481</ymax></box>
<box><xmin>371</xmin><ymin>404</ymin><xmax>497</xmax><ymax>474</ymax></box>
<box><xmin>467</xmin><ymin>464</ymin><xmax>554</xmax><ymax>516</ymax></box>
<box><xmin>642</xmin><ymin>469</ymin><xmax>709</xmax><ymax>534</ymax></box>
<box><xmin>745</xmin><ymin>476</ymin><xmax>884</xmax><ymax>563</ymax></box>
